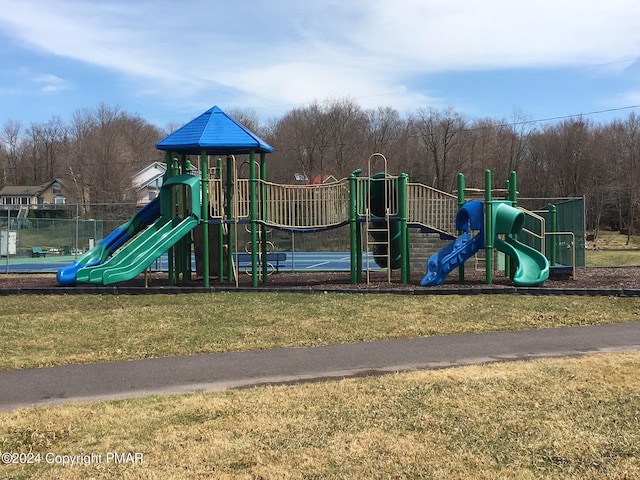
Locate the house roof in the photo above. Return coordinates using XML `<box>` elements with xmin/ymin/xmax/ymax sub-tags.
<box><xmin>133</xmin><ymin>161</ymin><xmax>167</xmax><ymax>178</ymax></box>
<box><xmin>133</xmin><ymin>162</ymin><xmax>168</xmax><ymax>192</ymax></box>
<box><xmin>156</xmin><ymin>106</ymin><xmax>274</xmax><ymax>155</ymax></box>
<box><xmin>0</xmin><ymin>179</ymin><xmax>62</xmax><ymax>197</ymax></box>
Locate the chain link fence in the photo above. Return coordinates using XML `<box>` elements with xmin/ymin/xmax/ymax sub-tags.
<box><xmin>1</xmin><ymin>204</ymin><xmax>139</xmax><ymax>257</ymax></box>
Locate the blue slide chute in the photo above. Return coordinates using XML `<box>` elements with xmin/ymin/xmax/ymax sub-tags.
<box><xmin>420</xmin><ymin>201</ymin><xmax>484</xmax><ymax>287</ymax></box>
<box><xmin>56</xmin><ymin>198</ymin><xmax>161</xmax><ymax>285</ymax></box>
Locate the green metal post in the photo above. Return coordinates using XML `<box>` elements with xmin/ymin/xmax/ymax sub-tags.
<box><xmin>484</xmin><ymin>169</ymin><xmax>493</xmax><ymax>285</ymax></box>
<box><xmin>226</xmin><ymin>156</ymin><xmax>234</xmax><ymax>283</ymax></box>
<box><xmin>200</xmin><ymin>150</ymin><xmax>210</xmax><ymax>288</ymax></box>
<box><xmin>508</xmin><ymin>171</ymin><xmax>517</xmax><ymax>205</ymax></box>
<box><xmin>356</xmin><ymin>218</ymin><xmax>362</xmax><ymax>282</ymax></box>
<box><xmin>355</xmin><ymin>171</ymin><xmax>363</xmax><ymax>282</ymax></box>
<box><xmin>457</xmin><ymin>173</ymin><xmax>466</xmax><ymax>284</ymax></box>
<box><xmin>260</xmin><ymin>153</ymin><xmax>268</xmax><ymax>284</ymax></box>
<box><xmin>550</xmin><ymin>204</ymin><xmax>557</xmax><ymax>266</ymax></box>
<box><xmin>185</xmin><ymin>159</ymin><xmax>193</xmax><ymax>282</ymax></box>
<box><xmin>216</xmin><ymin>157</ymin><xmax>224</xmax><ymax>282</ymax></box>
<box><xmin>349</xmin><ymin>172</ymin><xmax>358</xmax><ymax>284</ymax></box>
<box><xmin>168</xmin><ymin>157</ymin><xmax>180</xmax><ymax>285</ymax></box>
<box><xmin>165</xmin><ymin>152</ymin><xmax>175</xmax><ymax>286</ymax></box>
<box><xmin>249</xmin><ymin>150</ymin><xmax>258</xmax><ymax>287</ymax></box>
<box><xmin>172</xmin><ymin>157</ymin><xmax>180</xmax><ymax>284</ymax></box>
<box><xmin>180</xmin><ymin>154</ymin><xmax>190</xmax><ymax>282</ymax></box>
<box><xmin>507</xmin><ymin>171</ymin><xmax>518</xmax><ymax>278</ymax></box>
<box><xmin>399</xmin><ymin>173</ymin><xmax>409</xmax><ymax>284</ymax></box>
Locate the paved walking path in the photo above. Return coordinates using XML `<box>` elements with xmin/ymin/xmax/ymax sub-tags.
<box><xmin>1</xmin><ymin>322</ymin><xmax>640</xmax><ymax>412</ymax></box>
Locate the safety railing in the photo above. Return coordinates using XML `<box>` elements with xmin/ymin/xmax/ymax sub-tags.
<box><xmin>353</xmin><ymin>176</ymin><xmax>400</xmax><ymax>217</ymax></box>
<box><xmin>209</xmin><ymin>172</ymin><xmax>461</xmax><ymax>238</ymax></box>
<box><xmin>545</xmin><ymin>231</ymin><xmax>576</xmax><ymax>279</ymax></box>
<box><xmin>407</xmin><ymin>182</ymin><xmax>458</xmax><ymax>237</ymax></box>
<box><xmin>209</xmin><ymin>177</ymin><xmax>225</xmax><ymax>219</ymax></box>
<box><xmin>234</xmin><ymin>179</ymin><xmax>251</xmax><ymax>220</ymax></box>
<box><xmin>259</xmin><ymin>178</ymin><xmax>350</xmax><ymax>229</ymax></box>
<box><xmin>519</xmin><ymin>207</ymin><xmax>546</xmax><ymax>255</ymax></box>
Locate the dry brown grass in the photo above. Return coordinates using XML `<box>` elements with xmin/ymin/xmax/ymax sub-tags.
<box><xmin>1</xmin><ymin>351</ymin><xmax>639</xmax><ymax>479</ymax></box>
<box><xmin>2</xmin><ymin>293</ymin><xmax>639</xmax><ymax>371</ymax></box>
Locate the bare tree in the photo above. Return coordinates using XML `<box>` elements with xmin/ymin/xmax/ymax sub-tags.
<box><xmin>587</xmin><ymin>124</ymin><xmax>618</xmax><ymax>237</ymax></box>
<box><xmin>411</xmin><ymin>107</ymin><xmax>466</xmax><ymax>190</ymax></box>
<box><xmin>60</xmin><ymin>104</ymin><xmax>162</xmax><ymax>216</ymax></box>
<box><xmin>506</xmin><ymin>109</ymin><xmax>533</xmax><ymax>173</ymax></box>
<box><xmin>25</xmin><ymin>116</ymin><xmax>69</xmax><ymax>184</ymax></box>
<box><xmin>0</xmin><ymin>119</ymin><xmax>25</xmax><ymax>185</ymax></box>
<box><xmin>519</xmin><ymin>128</ymin><xmax>558</xmax><ymax>198</ymax></box>
<box><xmin>364</xmin><ymin>106</ymin><xmax>412</xmax><ymax>174</ymax></box>
<box><xmin>322</xmin><ymin>97</ymin><xmax>367</xmax><ymax>174</ymax></box>
<box><xmin>268</xmin><ymin>98</ymin><xmax>366</xmax><ymax>182</ymax></box>
<box><xmin>227</xmin><ymin>108</ymin><xmax>262</xmax><ymax>136</ymax></box>
<box><xmin>554</xmin><ymin>118</ymin><xmax>593</xmax><ymax>197</ymax></box>
<box><xmin>610</xmin><ymin>113</ymin><xmax>640</xmax><ymax>242</ymax></box>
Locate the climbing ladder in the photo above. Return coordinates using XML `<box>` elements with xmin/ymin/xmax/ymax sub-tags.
<box><xmin>365</xmin><ymin>153</ymin><xmax>393</xmax><ymax>283</ymax></box>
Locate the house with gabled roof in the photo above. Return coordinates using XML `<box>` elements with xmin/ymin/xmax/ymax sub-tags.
<box><xmin>131</xmin><ymin>161</ymin><xmax>167</xmax><ymax>207</ymax></box>
<box><xmin>0</xmin><ymin>178</ymin><xmax>69</xmax><ymax>217</ymax></box>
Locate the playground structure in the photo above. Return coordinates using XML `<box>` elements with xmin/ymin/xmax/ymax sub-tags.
<box><xmin>58</xmin><ymin>106</ymin><xmax>577</xmax><ymax>288</ymax></box>
<box><xmin>420</xmin><ymin>171</ymin><xmax>551</xmax><ymax>287</ymax></box>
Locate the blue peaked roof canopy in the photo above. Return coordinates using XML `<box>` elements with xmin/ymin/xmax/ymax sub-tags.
<box><xmin>156</xmin><ymin>106</ymin><xmax>274</xmax><ymax>155</ymax></box>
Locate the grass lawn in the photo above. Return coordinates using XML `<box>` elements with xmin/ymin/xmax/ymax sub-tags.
<box><xmin>587</xmin><ymin>230</ymin><xmax>640</xmax><ymax>266</ymax></box>
<box><xmin>2</xmin><ymin>293</ymin><xmax>640</xmax><ymax>370</ymax></box>
<box><xmin>1</xmin><ymin>351</ymin><xmax>639</xmax><ymax>479</ymax></box>
<box><xmin>2</xmin><ymin>245</ymin><xmax>640</xmax><ymax>478</ymax></box>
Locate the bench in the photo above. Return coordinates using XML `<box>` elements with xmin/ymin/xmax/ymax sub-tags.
<box><xmin>31</xmin><ymin>247</ymin><xmax>47</xmax><ymax>258</ymax></box>
<box><xmin>235</xmin><ymin>252</ymin><xmax>287</xmax><ymax>272</ymax></box>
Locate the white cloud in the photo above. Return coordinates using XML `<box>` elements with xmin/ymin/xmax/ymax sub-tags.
<box><xmin>350</xmin><ymin>0</ymin><xmax>640</xmax><ymax>70</ymax></box>
<box><xmin>32</xmin><ymin>74</ymin><xmax>69</xmax><ymax>93</ymax></box>
<box><xmin>1</xmin><ymin>0</ymin><xmax>640</xmax><ymax>116</ymax></box>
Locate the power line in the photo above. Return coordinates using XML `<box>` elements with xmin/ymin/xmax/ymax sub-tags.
<box><xmin>492</xmin><ymin>104</ymin><xmax>640</xmax><ymax>129</ymax></box>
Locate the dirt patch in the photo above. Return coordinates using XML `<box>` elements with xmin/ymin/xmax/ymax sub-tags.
<box><xmin>1</xmin><ymin>267</ymin><xmax>640</xmax><ymax>291</ymax></box>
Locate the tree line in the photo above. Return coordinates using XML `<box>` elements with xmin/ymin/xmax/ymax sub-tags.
<box><xmin>2</xmin><ymin>98</ymin><xmax>639</xmax><ymax>239</ymax></box>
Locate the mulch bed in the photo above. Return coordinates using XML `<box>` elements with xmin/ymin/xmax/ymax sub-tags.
<box><xmin>2</xmin><ymin>267</ymin><xmax>640</xmax><ymax>292</ymax></box>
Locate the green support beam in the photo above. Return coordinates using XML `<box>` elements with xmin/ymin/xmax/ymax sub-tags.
<box><xmin>399</xmin><ymin>173</ymin><xmax>409</xmax><ymax>284</ymax></box>
<box><xmin>200</xmin><ymin>150</ymin><xmax>210</xmax><ymax>288</ymax></box>
<box><xmin>457</xmin><ymin>173</ymin><xmax>466</xmax><ymax>284</ymax></box>
<box><xmin>484</xmin><ymin>169</ymin><xmax>493</xmax><ymax>285</ymax></box>
<box><xmin>249</xmin><ymin>150</ymin><xmax>258</xmax><ymax>287</ymax></box>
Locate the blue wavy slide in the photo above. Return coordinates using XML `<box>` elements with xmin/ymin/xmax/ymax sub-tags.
<box><xmin>420</xmin><ymin>231</ymin><xmax>483</xmax><ymax>286</ymax></box>
<box><xmin>420</xmin><ymin>200</ymin><xmax>485</xmax><ymax>287</ymax></box>
<box><xmin>56</xmin><ymin>198</ymin><xmax>161</xmax><ymax>285</ymax></box>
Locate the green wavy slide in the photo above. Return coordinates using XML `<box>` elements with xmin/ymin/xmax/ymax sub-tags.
<box><xmin>74</xmin><ymin>215</ymin><xmax>198</xmax><ymax>285</ymax></box>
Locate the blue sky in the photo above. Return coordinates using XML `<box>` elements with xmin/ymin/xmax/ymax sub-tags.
<box><xmin>2</xmin><ymin>0</ymin><xmax>640</xmax><ymax>129</ymax></box>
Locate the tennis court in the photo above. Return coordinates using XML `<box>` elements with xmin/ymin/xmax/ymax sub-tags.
<box><xmin>0</xmin><ymin>251</ymin><xmax>383</xmax><ymax>274</ymax></box>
